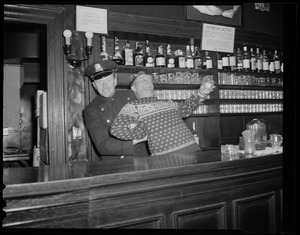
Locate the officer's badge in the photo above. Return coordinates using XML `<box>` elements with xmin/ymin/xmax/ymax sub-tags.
<box><xmin>95</xmin><ymin>63</ymin><xmax>103</xmax><ymax>72</ymax></box>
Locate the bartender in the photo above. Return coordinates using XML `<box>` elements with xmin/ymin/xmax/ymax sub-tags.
<box><xmin>83</xmin><ymin>60</ymin><xmax>149</xmax><ymax>161</ymax></box>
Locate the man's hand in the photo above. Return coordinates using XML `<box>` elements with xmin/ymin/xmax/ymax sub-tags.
<box><xmin>133</xmin><ymin>135</ymin><xmax>147</xmax><ymax>145</ymax></box>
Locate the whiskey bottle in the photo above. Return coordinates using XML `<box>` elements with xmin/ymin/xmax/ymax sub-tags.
<box><xmin>269</xmin><ymin>50</ymin><xmax>275</xmax><ymax>74</ymax></box>
<box><xmin>144</xmin><ymin>40</ymin><xmax>154</xmax><ymax>67</ymax></box>
<box><xmin>175</xmin><ymin>49</ymin><xmax>186</xmax><ymax>68</ymax></box>
<box><xmin>134</xmin><ymin>42</ymin><xmax>144</xmax><ymax>67</ymax></box>
<box><xmin>242</xmin><ymin>45</ymin><xmax>250</xmax><ymax>72</ymax></box>
<box><xmin>122</xmin><ymin>40</ymin><xmax>133</xmax><ymax>66</ymax></box>
<box><xmin>99</xmin><ymin>36</ymin><xmax>110</xmax><ymax>61</ymax></box>
<box><xmin>236</xmin><ymin>47</ymin><xmax>243</xmax><ymax>71</ymax></box>
<box><xmin>166</xmin><ymin>44</ymin><xmax>175</xmax><ymax>68</ymax></box>
<box><xmin>203</xmin><ymin>51</ymin><xmax>212</xmax><ymax>70</ymax></box>
<box><xmin>222</xmin><ymin>53</ymin><xmax>230</xmax><ymax>71</ymax></box>
<box><xmin>274</xmin><ymin>50</ymin><xmax>281</xmax><ymax>74</ymax></box>
<box><xmin>192</xmin><ymin>122</ymin><xmax>199</xmax><ymax>145</ymax></box>
<box><xmin>256</xmin><ymin>47</ymin><xmax>263</xmax><ymax>73</ymax></box>
<box><xmin>229</xmin><ymin>50</ymin><xmax>236</xmax><ymax>71</ymax></box>
<box><xmin>217</xmin><ymin>53</ymin><xmax>223</xmax><ymax>70</ymax></box>
<box><xmin>262</xmin><ymin>49</ymin><xmax>269</xmax><ymax>73</ymax></box>
<box><xmin>194</xmin><ymin>46</ymin><xmax>202</xmax><ymax>69</ymax></box>
<box><xmin>185</xmin><ymin>45</ymin><xmax>194</xmax><ymax>69</ymax></box>
<box><xmin>111</xmin><ymin>37</ymin><xmax>123</xmax><ymax>65</ymax></box>
<box><xmin>280</xmin><ymin>52</ymin><xmax>283</xmax><ymax>74</ymax></box>
<box><xmin>250</xmin><ymin>47</ymin><xmax>256</xmax><ymax>72</ymax></box>
<box><xmin>155</xmin><ymin>45</ymin><xmax>166</xmax><ymax>67</ymax></box>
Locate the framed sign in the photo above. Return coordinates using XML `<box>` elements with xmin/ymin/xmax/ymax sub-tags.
<box><xmin>186</xmin><ymin>5</ymin><xmax>242</xmax><ymax>27</ymax></box>
<box><xmin>76</xmin><ymin>5</ymin><xmax>108</xmax><ymax>34</ymax></box>
<box><xmin>201</xmin><ymin>23</ymin><xmax>235</xmax><ymax>53</ymax></box>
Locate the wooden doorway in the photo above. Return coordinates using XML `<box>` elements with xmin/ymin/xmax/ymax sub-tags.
<box><xmin>4</xmin><ymin>4</ymin><xmax>67</xmax><ymax>165</ymax></box>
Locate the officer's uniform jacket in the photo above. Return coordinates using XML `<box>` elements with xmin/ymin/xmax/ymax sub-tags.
<box><xmin>83</xmin><ymin>89</ymin><xmax>149</xmax><ymax>158</ymax></box>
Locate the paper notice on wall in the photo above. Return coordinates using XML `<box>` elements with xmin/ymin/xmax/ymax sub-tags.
<box><xmin>201</xmin><ymin>23</ymin><xmax>235</xmax><ymax>53</ymax></box>
<box><xmin>76</xmin><ymin>5</ymin><xmax>108</xmax><ymax>35</ymax></box>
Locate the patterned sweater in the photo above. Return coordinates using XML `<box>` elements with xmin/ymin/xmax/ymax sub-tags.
<box><xmin>110</xmin><ymin>93</ymin><xmax>204</xmax><ymax>156</ymax></box>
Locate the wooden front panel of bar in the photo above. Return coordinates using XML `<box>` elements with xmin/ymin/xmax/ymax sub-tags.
<box><xmin>3</xmin><ymin>155</ymin><xmax>282</xmax><ymax>232</ymax></box>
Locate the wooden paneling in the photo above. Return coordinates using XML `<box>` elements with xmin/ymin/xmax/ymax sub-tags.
<box><xmin>3</xmin><ymin>154</ymin><xmax>282</xmax><ymax>229</ymax></box>
<box><xmin>233</xmin><ymin>192</ymin><xmax>276</xmax><ymax>234</ymax></box>
<box><xmin>173</xmin><ymin>203</ymin><xmax>226</xmax><ymax>229</ymax></box>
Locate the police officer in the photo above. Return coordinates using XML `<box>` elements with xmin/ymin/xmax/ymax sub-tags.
<box><xmin>83</xmin><ymin>60</ymin><xmax>149</xmax><ymax>161</ymax></box>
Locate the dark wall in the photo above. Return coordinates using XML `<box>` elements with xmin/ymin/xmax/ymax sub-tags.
<box><xmin>95</xmin><ymin>4</ymin><xmax>283</xmax><ymax>37</ymax></box>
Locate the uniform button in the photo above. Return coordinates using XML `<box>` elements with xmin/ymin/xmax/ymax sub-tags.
<box><xmin>106</xmin><ymin>119</ymin><xmax>110</xmax><ymax>123</ymax></box>
<box><xmin>127</xmin><ymin>97</ymin><xmax>130</xmax><ymax>100</ymax></box>
<box><xmin>101</xmin><ymin>107</ymin><xmax>104</xmax><ymax>111</ymax></box>
<box><xmin>120</xmin><ymin>155</ymin><xmax>124</xmax><ymax>159</ymax></box>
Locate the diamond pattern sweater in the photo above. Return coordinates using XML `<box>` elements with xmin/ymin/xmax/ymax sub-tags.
<box><xmin>110</xmin><ymin>93</ymin><xmax>204</xmax><ymax>156</ymax></box>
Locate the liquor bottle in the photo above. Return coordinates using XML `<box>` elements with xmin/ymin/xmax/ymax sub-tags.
<box><xmin>144</xmin><ymin>40</ymin><xmax>154</xmax><ymax>67</ymax></box>
<box><xmin>269</xmin><ymin>50</ymin><xmax>275</xmax><ymax>74</ymax></box>
<box><xmin>203</xmin><ymin>51</ymin><xmax>212</xmax><ymax>70</ymax></box>
<box><xmin>256</xmin><ymin>47</ymin><xmax>263</xmax><ymax>73</ymax></box>
<box><xmin>175</xmin><ymin>49</ymin><xmax>186</xmax><ymax>68</ymax></box>
<box><xmin>222</xmin><ymin>53</ymin><xmax>230</xmax><ymax>71</ymax></box>
<box><xmin>229</xmin><ymin>50</ymin><xmax>236</xmax><ymax>71</ymax></box>
<box><xmin>280</xmin><ymin>52</ymin><xmax>284</xmax><ymax>74</ymax></box>
<box><xmin>242</xmin><ymin>45</ymin><xmax>250</xmax><ymax>72</ymax></box>
<box><xmin>236</xmin><ymin>47</ymin><xmax>243</xmax><ymax>71</ymax></box>
<box><xmin>217</xmin><ymin>53</ymin><xmax>223</xmax><ymax>70</ymax></box>
<box><xmin>262</xmin><ymin>49</ymin><xmax>269</xmax><ymax>73</ymax></box>
<box><xmin>99</xmin><ymin>36</ymin><xmax>110</xmax><ymax>61</ymax></box>
<box><xmin>111</xmin><ymin>37</ymin><xmax>123</xmax><ymax>65</ymax></box>
<box><xmin>250</xmin><ymin>47</ymin><xmax>256</xmax><ymax>72</ymax></box>
<box><xmin>274</xmin><ymin>50</ymin><xmax>281</xmax><ymax>74</ymax></box>
<box><xmin>155</xmin><ymin>45</ymin><xmax>166</xmax><ymax>67</ymax></box>
<box><xmin>122</xmin><ymin>40</ymin><xmax>133</xmax><ymax>66</ymax></box>
<box><xmin>134</xmin><ymin>42</ymin><xmax>144</xmax><ymax>67</ymax></box>
<box><xmin>166</xmin><ymin>44</ymin><xmax>175</xmax><ymax>68</ymax></box>
<box><xmin>192</xmin><ymin>122</ymin><xmax>199</xmax><ymax>145</ymax></box>
<box><xmin>185</xmin><ymin>45</ymin><xmax>194</xmax><ymax>69</ymax></box>
<box><xmin>194</xmin><ymin>46</ymin><xmax>202</xmax><ymax>69</ymax></box>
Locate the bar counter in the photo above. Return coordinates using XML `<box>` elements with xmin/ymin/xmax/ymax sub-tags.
<box><xmin>3</xmin><ymin>150</ymin><xmax>282</xmax><ymax>232</ymax></box>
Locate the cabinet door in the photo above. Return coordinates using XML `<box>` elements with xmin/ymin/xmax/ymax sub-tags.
<box><xmin>232</xmin><ymin>192</ymin><xmax>277</xmax><ymax>234</ymax></box>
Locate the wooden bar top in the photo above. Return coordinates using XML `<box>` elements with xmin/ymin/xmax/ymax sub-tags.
<box><xmin>3</xmin><ymin>150</ymin><xmax>282</xmax><ymax>186</ymax></box>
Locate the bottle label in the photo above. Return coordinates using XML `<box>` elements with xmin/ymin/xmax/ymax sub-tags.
<box><xmin>281</xmin><ymin>63</ymin><xmax>283</xmax><ymax>73</ymax></box>
<box><xmin>222</xmin><ymin>57</ymin><xmax>229</xmax><ymax>66</ymax></box>
<box><xmin>243</xmin><ymin>59</ymin><xmax>250</xmax><ymax>69</ymax></box>
<box><xmin>269</xmin><ymin>61</ymin><xmax>275</xmax><ymax>72</ymax></box>
<box><xmin>257</xmin><ymin>60</ymin><xmax>263</xmax><ymax>70</ymax></box>
<box><xmin>135</xmin><ymin>55</ymin><xmax>144</xmax><ymax>66</ymax></box>
<box><xmin>251</xmin><ymin>58</ymin><xmax>256</xmax><ymax>70</ymax></box>
<box><xmin>178</xmin><ymin>57</ymin><xmax>185</xmax><ymax>68</ymax></box>
<box><xmin>275</xmin><ymin>61</ymin><xmax>280</xmax><ymax>70</ymax></box>
<box><xmin>229</xmin><ymin>56</ymin><xmax>236</xmax><ymax>66</ymax></box>
<box><xmin>124</xmin><ymin>48</ymin><xmax>133</xmax><ymax>65</ymax></box>
<box><xmin>167</xmin><ymin>58</ymin><xmax>175</xmax><ymax>68</ymax></box>
<box><xmin>186</xmin><ymin>58</ymin><xmax>194</xmax><ymax>68</ymax></box>
<box><xmin>156</xmin><ymin>57</ymin><xmax>166</xmax><ymax>66</ymax></box>
<box><xmin>263</xmin><ymin>61</ymin><xmax>269</xmax><ymax>71</ymax></box>
<box><xmin>194</xmin><ymin>59</ymin><xmax>202</xmax><ymax>69</ymax></box>
<box><xmin>206</xmin><ymin>60</ymin><xmax>212</xmax><ymax>69</ymax></box>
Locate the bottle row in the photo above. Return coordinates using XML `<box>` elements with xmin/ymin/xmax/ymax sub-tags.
<box><xmin>107</xmin><ymin>37</ymin><xmax>213</xmax><ymax>69</ymax></box>
<box><xmin>219</xmin><ymin>90</ymin><xmax>283</xmax><ymax>100</ymax></box>
<box><xmin>102</xmin><ymin>36</ymin><xmax>284</xmax><ymax>74</ymax></box>
<box><xmin>153</xmin><ymin>90</ymin><xmax>212</xmax><ymax>100</ymax></box>
<box><xmin>220</xmin><ymin>103</ymin><xmax>283</xmax><ymax>114</ymax></box>
<box><xmin>217</xmin><ymin>45</ymin><xmax>283</xmax><ymax>74</ymax></box>
<box><xmin>218</xmin><ymin>72</ymin><xmax>283</xmax><ymax>87</ymax></box>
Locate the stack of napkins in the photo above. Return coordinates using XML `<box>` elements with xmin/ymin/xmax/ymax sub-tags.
<box><xmin>239</xmin><ymin>146</ymin><xmax>283</xmax><ymax>156</ymax></box>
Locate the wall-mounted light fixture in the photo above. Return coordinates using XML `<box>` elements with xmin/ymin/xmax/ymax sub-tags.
<box><xmin>63</xmin><ymin>29</ymin><xmax>94</xmax><ymax>68</ymax></box>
